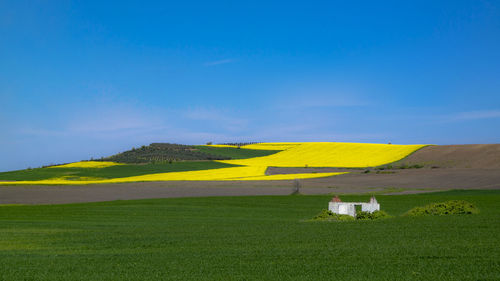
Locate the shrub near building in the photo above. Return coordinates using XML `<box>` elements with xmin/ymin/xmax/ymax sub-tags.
<box><xmin>404</xmin><ymin>200</ymin><xmax>479</xmax><ymax>216</ymax></box>
<box><xmin>311</xmin><ymin>209</ymin><xmax>390</xmax><ymax>221</ymax></box>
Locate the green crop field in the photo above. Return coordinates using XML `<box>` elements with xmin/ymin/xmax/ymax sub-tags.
<box><xmin>0</xmin><ymin>161</ymin><xmax>237</xmax><ymax>181</ymax></box>
<box><xmin>0</xmin><ymin>190</ymin><xmax>499</xmax><ymax>280</ymax></box>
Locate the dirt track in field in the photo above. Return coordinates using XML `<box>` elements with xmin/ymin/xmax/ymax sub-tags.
<box><xmin>1</xmin><ymin>144</ymin><xmax>499</xmax><ymax>204</ymax></box>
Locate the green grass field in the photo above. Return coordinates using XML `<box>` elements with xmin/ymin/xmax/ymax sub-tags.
<box><xmin>0</xmin><ymin>161</ymin><xmax>237</xmax><ymax>181</ymax></box>
<box><xmin>0</xmin><ymin>190</ymin><xmax>499</xmax><ymax>280</ymax></box>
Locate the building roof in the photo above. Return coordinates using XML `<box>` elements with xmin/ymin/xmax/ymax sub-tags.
<box><xmin>331</xmin><ymin>195</ymin><xmax>342</xmax><ymax>203</ymax></box>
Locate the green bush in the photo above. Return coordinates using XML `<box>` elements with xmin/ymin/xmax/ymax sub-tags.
<box><xmin>311</xmin><ymin>209</ymin><xmax>390</xmax><ymax>222</ymax></box>
<box><xmin>356</xmin><ymin>210</ymin><xmax>391</xmax><ymax>220</ymax></box>
<box><xmin>404</xmin><ymin>200</ymin><xmax>479</xmax><ymax>216</ymax></box>
<box><xmin>311</xmin><ymin>209</ymin><xmax>355</xmax><ymax>221</ymax></box>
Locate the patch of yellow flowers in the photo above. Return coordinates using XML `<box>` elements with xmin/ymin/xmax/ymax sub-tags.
<box><xmin>0</xmin><ymin>142</ymin><xmax>425</xmax><ymax>185</ymax></box>
<box><xmin>48</xmin><ymin>161</ymin><xmax>123</xmax><ymax>168</ymax></box>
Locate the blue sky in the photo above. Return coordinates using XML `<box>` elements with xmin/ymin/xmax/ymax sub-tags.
<box><xmin>1</xmin><ymin>0</ymin><xmax>499</xmax><ymax>171</ymax></box>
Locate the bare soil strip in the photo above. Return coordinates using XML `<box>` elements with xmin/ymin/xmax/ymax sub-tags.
<box><xmin>303</xmin><ymin>168</ymin><xmax>500</xmax><ymax>189</ymax></box>
<box><xmin>0</xmin><ymin>183</ymin><xmax>356</xmax><ymax>205</ymax></box>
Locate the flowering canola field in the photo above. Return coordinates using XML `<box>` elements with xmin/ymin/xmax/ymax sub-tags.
<box><xmin>217</xmin><ymin>142</ymin><xmax>425</xmax><ymax>167</ymax></box>
<box><xmin>48</xmin><ymin>161</ymin><xmax>123</xmax><ymax>168</ymax></box>
<box><xmin>0</xmin><ymin>142</ymin><xmax>425</xmax><ymax>185</ymax></box>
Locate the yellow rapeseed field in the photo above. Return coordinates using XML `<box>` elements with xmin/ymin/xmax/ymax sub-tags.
<box><xmin>49</xmin><ymin>161</ymin><xmax>123</xmax><ymax>168</ymax></box>
<box><xmin>0</xmin><ymin>142</ymin><xmax>425</xmax><ymax>185</ymax></box>
<box><xmin>219</xmin><ymin>142</ymin><xmax>426</xmax><ymax>168</ymax></box>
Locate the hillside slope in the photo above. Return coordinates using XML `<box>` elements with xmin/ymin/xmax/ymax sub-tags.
<box><xmin>102</xmin><ymin>143</ymin><xmax>279</xmax><ymax>163</ymax></box>
<box><xmin>394</xmin><ymin>144</ymin><xmax>500</xmax><ymax>169</ymax></box>
<box><xmin>0</xmin><ymin>142</ymin><xmax>424</xmax><ymax>185</ymax></box>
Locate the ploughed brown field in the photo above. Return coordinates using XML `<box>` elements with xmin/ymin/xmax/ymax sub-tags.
<box><xmin>2</xmin><ymin>144</ymin><xmax>499</xmax><ymax>204</ymax></box>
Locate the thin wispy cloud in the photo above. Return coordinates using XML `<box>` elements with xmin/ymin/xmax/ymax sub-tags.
<box><xmin>183</xmin><ymin>107</ymin><xmax>249</xmax><ymax>131</ymax></box>
<box><xmin>203</xmin><ymin>59</ymin><xmax>235</xmax><ymax>66</ymax></box>
<box><xmin>452</xmin><ymin>110</ymin><xmax>500</xmax><ymax>121</ymax></box>
<box><xmin>17</xmin><ymin>101</ymin><xmax>170</xmax><ymax>139</ymax></box>
<box><xmin>270</xmin><ymin>83</ymin><xmax>371</xmax><ymax>110</ymax></box>
<box><xmin>277</xmin><ymin>96</ymin><xmax>368</xmax><ymax>109</ymax></box>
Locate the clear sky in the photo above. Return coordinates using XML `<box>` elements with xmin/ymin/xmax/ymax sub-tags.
<box><xmin>1</xmin><ymin>0</ymin><xmax>499</xmax><ymax>171</ymax></box>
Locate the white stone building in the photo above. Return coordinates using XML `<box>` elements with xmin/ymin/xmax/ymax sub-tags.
<box><xmin>328</xmin><ymin>196</ymin><xmax>380</xmax><ymax>217</ymax></box>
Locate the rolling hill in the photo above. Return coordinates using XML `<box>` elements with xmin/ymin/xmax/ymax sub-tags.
<box><xmin>0</xmin><ymin>142</ymin><xmax>426</xmax><ymax>184</ymax></box>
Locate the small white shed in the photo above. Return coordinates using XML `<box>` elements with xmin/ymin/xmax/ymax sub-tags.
<box><xmin>328</xmin><ymin>196</ymin><xmax>380</xmax><ymax>217</ymax></box>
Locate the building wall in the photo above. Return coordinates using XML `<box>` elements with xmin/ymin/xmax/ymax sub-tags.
<box><xmin>329</xmin><ymin>202</ymin><xmax>380</xmax><ymax>217</ymax></box>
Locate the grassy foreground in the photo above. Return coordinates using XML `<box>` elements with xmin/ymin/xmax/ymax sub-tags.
<box><xmin>0</xmin><ymin>190</ymin><xmax>499</xmax><ymax>280</ymax></box>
